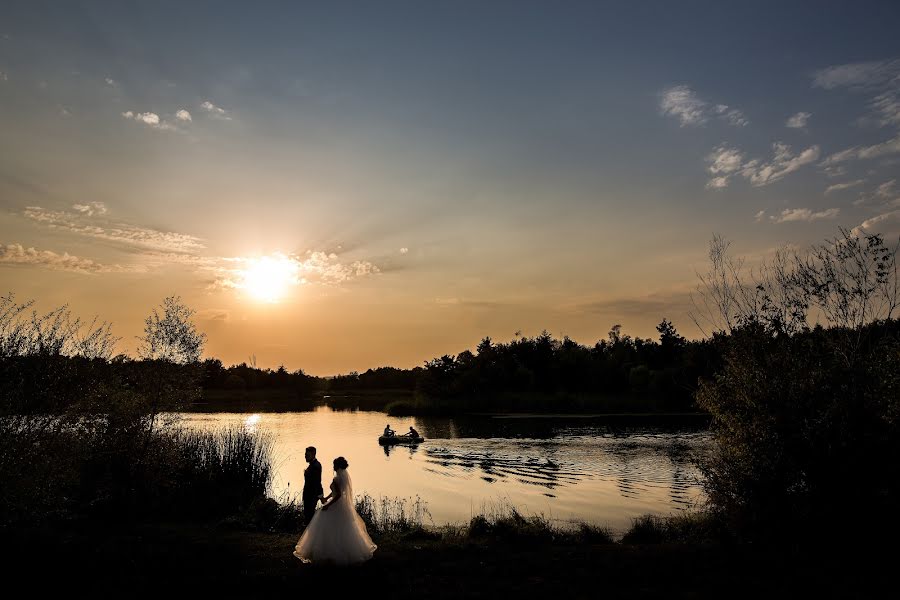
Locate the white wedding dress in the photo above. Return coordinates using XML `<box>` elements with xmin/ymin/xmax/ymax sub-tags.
<box><xmin>293</xmin><ymin>468</ymin><xmax>377</xmax><ymax>565</ymax></box>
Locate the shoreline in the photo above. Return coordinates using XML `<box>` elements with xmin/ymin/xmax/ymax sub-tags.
<box><xmin>2</xmin><ymin>518</ymin><xmax>885</xmax><ymax>597</ymax></box>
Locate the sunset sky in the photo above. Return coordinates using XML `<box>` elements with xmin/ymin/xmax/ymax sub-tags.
<box><xmin>2</xmin><ymin>1</ymin><xmax>900</xmax><ymax>374</ymax></box>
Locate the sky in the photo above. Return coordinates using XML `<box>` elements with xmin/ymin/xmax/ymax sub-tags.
<box><xmin>2</xmin><ymin>0</ymin><xmax>900</xmax><ymax>374</ymax></box>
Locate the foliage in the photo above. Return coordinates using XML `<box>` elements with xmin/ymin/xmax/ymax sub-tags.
<box><xmin>137</xmin><ymin>296</ymin><xmax>206</xmax><ymax>364</ymax></box>
<box><xmin>620</xmin><ymin>512</ymin><xmax>727</xmax><ymax>544</ymax></box>
<box><xmin>692</xmin><ymin>229</ymin><xmax>900</xmax><ymax>540</ymax></box>
<box><xmin>354</xmin><ymin>494</ymin><xmax>433</xmax><ymax>537</ymax></box>
<box><xmin>0</xmin><ymin>420</ymin><xmax>274</xmax><ymax>527</ymax></box>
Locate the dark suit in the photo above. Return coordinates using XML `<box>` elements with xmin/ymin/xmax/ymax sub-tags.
<box><xmin>302</xmin><ymin>458</ymin><xmax>323</xmax><ymax>524</ymax></box>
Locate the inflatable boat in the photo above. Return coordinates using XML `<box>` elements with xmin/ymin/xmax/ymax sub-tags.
<box><xmin>378</xmin><ymin>435</ymin><xmax>425</xmax><ymax>445</ymax></box>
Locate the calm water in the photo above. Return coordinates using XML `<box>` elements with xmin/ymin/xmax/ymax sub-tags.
<box><xmin>177</xmin><ymin>407</ymin><xmax>710</xmax><ymax>532</ymax></box>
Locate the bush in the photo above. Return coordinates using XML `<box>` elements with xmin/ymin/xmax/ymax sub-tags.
<box><xmin>621</xmin><ymin>512</ymin><xmax>725</xmax><ymax>545</ymax></box>
<box><xmin>692</xmin><ymin>230</ymin><xmax>900</xmax><ymax>541</ymax></box>
<box><xmin>0</xmin><ymin>422</ymin><xmax>275</xmax><ymax>527</ymax></box>
<box><xmin>355</xmin><ymin>494</ymin><xmax>432</xmax><ymax>537</ymax></box>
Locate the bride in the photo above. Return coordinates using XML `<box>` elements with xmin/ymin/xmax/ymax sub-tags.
<box><xmin>293</xmin><ymin>456</ymin><xmax>377</xmax><ymax>565</ymax></box>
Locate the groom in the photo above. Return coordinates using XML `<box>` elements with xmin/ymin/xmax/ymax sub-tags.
<box><xmin>302</xmin><ymin>446</ymin><xmax>323</xmax><ymax>525</ymax></box>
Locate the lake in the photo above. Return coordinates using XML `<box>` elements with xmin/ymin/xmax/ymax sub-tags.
<box><xmin>177</xmin><ymin>406</ymin><xmax>710</xmax><ymax>532</ymax></box>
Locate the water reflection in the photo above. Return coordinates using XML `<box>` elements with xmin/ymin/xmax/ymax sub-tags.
<box><xmin>381</xmin><ymin>443</ymin><xmax>420</xmax><ymax>458</ymax></box>
<box><xmin>176</xmin><ymin>407</ymin><xmax>709</xmax><ymax>531</ymax></box>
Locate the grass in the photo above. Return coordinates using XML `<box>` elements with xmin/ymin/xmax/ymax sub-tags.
<box><xmin>2</xmin><ymin>513</ymin><xmax>887</xmax><ymax>598</ymax></box>
<box><xmin>0</xmin><ymin>418</ymin><xmax>276</xmax><ymax>526</ymax></box>
<box><xmin>620</xmin><ymin>512</ymin><xmax>727</xmax><ymax>545</ymax></box>
<box><xmin>465</xmin><ymin>502</ymin><xmax>614</xmax><ymax>544</ymax></box>
<box><xmin>354</xmin><ymin>494</ymin><xmax>438</xmax><ymax>539</ymax></box>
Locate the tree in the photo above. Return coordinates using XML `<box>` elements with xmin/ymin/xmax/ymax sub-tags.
<box><xmin>137</xmin><ymin>296</ymin><xmax>206</xmax><ymax>364</ymax></box>
<box><xmin>691</xmin><ymin>230</ymin><xmax>900</xmax><ymax>540</ymax></box>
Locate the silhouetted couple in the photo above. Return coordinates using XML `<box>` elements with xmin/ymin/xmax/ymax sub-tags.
<box><xmin>294</xmin><ymin>446</ymin><xmax>377</xmax><ymax>565</ymax></box>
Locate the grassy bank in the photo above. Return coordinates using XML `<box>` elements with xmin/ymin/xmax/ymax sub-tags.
<box><xmin>1</xmin><ymin>508</ymin><xmax>889</xmax><ymax>598</ymax></box>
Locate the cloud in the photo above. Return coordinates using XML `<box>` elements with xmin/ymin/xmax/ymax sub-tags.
<box><xmin>706</xmin><ymin>145</ymin><xmax>745</xmax><ymax>174</ymax></box>
<box><xmin>200</xmin><ymin>100</ymin><xmax>231</xmax><ymax>120</ymax></box>
<box><xmin>573</xmin><ymin>290</ymin><xmax>695</xmax><ymax>319</ymax></box>
<box><xmin>714</xmin><ymin>103</ymin><xmax>749</xmax><ymax>127</ymax></box>
<box><xmin>705</xmin><ymin>177</ymin><xmax>729</xmax><ymax>189</ymax></box>
<box><xmin>0</xmin><ymin>71</ymin><xmax>7</xmax><ymax>82</ymax></box>
<box><xmin>399</xmin><ymin>247</ymin><xmax>409</xmax><ymax>254</ymax></box>
<box><xmin>875</xmin><ymin>179</ymin><xmax>897</xmax><ymax>198</ymax></box>
<box><xmin>128</xmin><ymin>111</ymin><xmax>159</xmax><ymax>125</ymax></box>
<box><xmin>23</xmin><ymin>205</ymin><xmax>205</xmax><ymax>253</ymax></box>
<box><xmin>121</xmin><ymin>110</ymin><xmax>179</xmax><ymax>131</ymax></box>
<box><xmin>705</xmin><ymin>142</ymin><xmax>819</xmax><ymax>188</ymax></box>
<box><xmin>0</xmin><ymin>243</ymin><xmax>138</xmax><ymax>274</ymax></box>
<box><xmin>769</xmin><ymin>208</ymin><xmax>840</xmax><ymax>223</ymax></box>
<box><xmin>72</xmin><ymin>201</ymin><xmax>107</xmax><ymax>216</ymax></box>
<box><xmin>755</xmin><ymin>210</ymin><xmax>767</xmax><ymax>222</ymax></box>
<box><xmin>824</xmin><ymin>179</ymin><xmax>865</xmax><ymax>194</ymax></box>
<box><xmin>175</xmin><ymin>109</ymin><xmax>192</xmax><ymax>122</ymax></box>
<box><xmin>813</xmin><ymin>58</ymin><xmax>900</xmax><ymax>163</ymax></box>
<box><xmin>786</xmin><ymin>112</ymin><xmax>812</xmax><ymax>128</ymax></box>
<box><xmin>823</xmin><ymin>165</ymin><xmax>848</xmax><ymax>178</ymax></box>
<box><xmin>742</xmin><ymin>143</ymin><xmax>820</xmax><ymax>186</ymax></box>
<box><xmin>659</xmin><ymin>85</ymin><xmax>748</xmax><ymax>127</ymax></box>
<box><xmin>851</xmin><ymin>210</ymin><xmax>900</xmax><ymax>237</ymax></box>
<box><xmin>821</xmin><ymin>134</ymin><xmax>900</xmax><ymax>165</ymax></box>
<box><xmin>211</xmin><ymin>251</ymin><xmax>380</xmax><ymax>293</ymax></box>
<box><xmin>854</xmin><ymin>179</ymin><xmax>900</xmax><ymax>208</ymax></box>
<box><xmin>812</xmin><ymin>59</ymin><xmax>900</xmax><ymax>90</ymax></box>
<box><xmin>871</xmin><ymin>89</ymin><xmax>900</xmax><ymax>127</ymax></box>
<box><xmin>105</xmin><ymin>77</ymin><xmax>116</xmax><ymax>87</ymax></box>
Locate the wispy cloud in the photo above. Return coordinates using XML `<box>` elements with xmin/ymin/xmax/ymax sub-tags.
<box><xmin>399</xmin><ymin>247</ymin><xmax>409</xmax><ymax>254</ymax></box>
<box><xmin>743</xmin><ymin>143</ymin><xmax>821</xmax><ymax>186</ymax></box>
<box><xmin>814</xmin><ymin>58</ymin><xmax>900</xmax><ymax>164</ymax></box>
<box><xmin>23</xmin><ymin>205</ymin><xmax>205</xmax><ymax>253</ymax></box>
<box><xmin>812</xmin><ymin>59</ymin><xmax>900</xmax><ymax>90</ymax></box>
<box><xmin>854</xmin><ymin>179</ymin><xmax>900</xmax><ymax>208</ymax></box>
<box><xmin>824</xmin><ymin>179</ymin><xmax>865</xmax><ymax>194</ymax></box>
<box><xmin>705</xmin><ymin>145</ymin><xmax>744</xmax><ymax>189</ymax></box>
<box><xmin>659</xmin><ymin>85</ymin><xmax>748</xmax><ymax>127</ymax></box>
<box><xmin>72</xmin><ymin>201</ymin><xmax>107</xmax><ymax>216</ymax></box>
<box><xmin>769</xmin><ymin>208</ymin><xmax>840</xmax><ymax>223</ymax></box>
<box><xmin>786</xmin><ymin>111</ymin><xmax>812</xmax><ymax>128</ymax></box>
<box><xmin>821</xmin><ymin>134</ymin><xmax>900</xmax><ymax>165</ymax></box>
<box><xmin>200</xmin><ymin>100</ymin><xmax>231</xmax><ymax>120</ymax></box>
<box><xmin>706</xmin><ymin>142</ymin><xmax>819</xmax><ymax>188</ymax></box>
<box><xmin>706</xmin><ymin>145</ymin><xmax>745</xmax><ymax>174</ymax></box>
<box><xmin>121</xmin><ymin>110</ymin><xmax>178</xmax><ymax>131</ymax></box>
<box><xmin>573</xmin><ymin>290</ymin><xmax>695</xmax><ymax>318</ymax></box>
<box><xmin>871</xmin><ymin>89</ymin><xmax>900</xmax><ymax>128</ymax></box>
<box><xmin>0</xmin><ymin>243</ymin><xmax>140</xmax><ymax>274</ymax></box>
<box><xmin>104</xmin><ymin>77</ymin><xmax>116</xmax><ymax>87</ymax></box>
<box><xmin>851</xmin><ymin>209</ymin><xmax>900</xmax><ymax>236</ymax></box>
<box><xmin>1</xmin><ymin>71</ymin><xmax>7</xmax><ymax>82</ymax></box>
<box><xmin>875</xmin><ymin>179</ymin><xmax>898</xmax><ymax>199</ymax></box>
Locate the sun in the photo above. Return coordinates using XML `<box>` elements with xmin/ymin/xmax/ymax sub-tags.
<box><xmin>237</xmin><ymin>254</ymin><xmax>300</xmax><ymax>303</ymax></box>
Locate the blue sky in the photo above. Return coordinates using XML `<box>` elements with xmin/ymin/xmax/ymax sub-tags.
<box><xmin>2</xmin><ymin>1</ymin><xmax>900</xmax><ymax>372</ymax></box>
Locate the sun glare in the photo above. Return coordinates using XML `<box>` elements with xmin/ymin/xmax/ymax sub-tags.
<box><xmin>237</xmin><ymin>254</ymin><xmax>300</xmax><ymax>303</ymax></box>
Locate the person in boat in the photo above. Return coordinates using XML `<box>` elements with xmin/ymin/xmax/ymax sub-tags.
<box><xmin>383</xmin><ymin>424</ymin><xmax>395</xmax><ymax>437</ymax></box>
<box><xmin>403</xmin><ymin>426</ymin><xmax>420</xmax><ymax>439</ymax></box>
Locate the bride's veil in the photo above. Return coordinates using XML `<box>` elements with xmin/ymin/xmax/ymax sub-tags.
<box><xmin>336</xmin><ymin>468</ymin><xmax>353</xmax><ymax>503</ymax></box>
